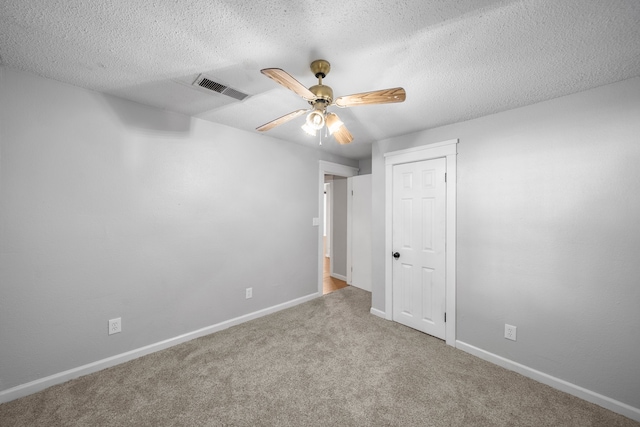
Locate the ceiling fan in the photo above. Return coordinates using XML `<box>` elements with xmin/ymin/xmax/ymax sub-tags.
<box><xmin>256</xmin><ymin>59</ymin><xmax>406</xmax><ymax>144</ymax></box>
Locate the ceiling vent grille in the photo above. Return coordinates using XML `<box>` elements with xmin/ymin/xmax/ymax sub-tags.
<box><xmin>193</xmin><ymin>75</ymin><xmax>249</xmax><ymax>101</ymax></box>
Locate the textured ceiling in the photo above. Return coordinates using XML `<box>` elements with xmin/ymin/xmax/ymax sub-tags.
<box><xmin>1</xmin><ymin>0</ymin><xmax>639</xmax><ymax>159</ymax></box>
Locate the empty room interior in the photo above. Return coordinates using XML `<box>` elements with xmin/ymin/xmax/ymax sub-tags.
<box><xmin>1</xmin><ymin>0</ymin><xmax>639</xmax><ymax>425</ymax></box>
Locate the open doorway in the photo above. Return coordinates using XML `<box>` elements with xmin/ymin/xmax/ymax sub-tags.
<box><xmin>317</xmin><ymin>161</ymin><xmax>359</xmax><ymax>296</ymax></box>
<box><xmin>323</xmin><ymin>176</ymin><xmax>348</xmax><ymax>294</ymax></box>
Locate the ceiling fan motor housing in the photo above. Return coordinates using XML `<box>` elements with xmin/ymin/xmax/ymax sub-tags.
<box><xmin>309</xmin><ymin>84</ymin><xmax>333</xmax><ymax>105</ymax></box>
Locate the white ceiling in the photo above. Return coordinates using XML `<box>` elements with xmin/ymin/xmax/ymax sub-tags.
<box><xmin>1</xmin><ymin>0</ymin><xmax>639</xmax><ymax>159</ymax></box>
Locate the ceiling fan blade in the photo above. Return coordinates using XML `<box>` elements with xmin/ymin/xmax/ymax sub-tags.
<box><xmin>261</xmin><ymin>68</ymin><xmax>317</xmax><ymax>101</ymax></box>
<box><xmin>333</xmin><ymin>123</ymin><xmax>354</xmax><ymax>145</ymax></box>
<box><xmin>256</xmin><ymin>109</ymin><xmax>307</xmax><ymax>132</ymax></box>
<box><xmin>334</xmin><ymin>87</ymin><xmax>406</xmax><ymax>108</ymax></box>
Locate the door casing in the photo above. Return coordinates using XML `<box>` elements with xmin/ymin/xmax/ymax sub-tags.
<box><xmin>384</xmin><ymin>139</ymin><xmax>458</xmax><ymax>347</ymax></box>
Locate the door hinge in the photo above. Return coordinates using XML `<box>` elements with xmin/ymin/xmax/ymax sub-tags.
<box><xmin>444</xmin><ymin>173</ymin><xmax>447</xmax><ymax>183</ymax></box>
<box><xmin>352</xmin><ymin>190</ymin><xmax>354</xmax><ymax>195</ymax></box>
<box><xmin>444</xmin><ymin>312</ymin><xmax>447</xmax><ymax>322</ymax></box>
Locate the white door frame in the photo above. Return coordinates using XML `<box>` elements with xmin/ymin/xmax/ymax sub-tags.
<box><xmin>318</xmin><ymin>161</ymin><xmax>359</xmax><ymax>295</ymax></box>
<box><xmin>384</xmin><ymin>139</ymin><xmax>458</xmax><ymax>347</ymax></box>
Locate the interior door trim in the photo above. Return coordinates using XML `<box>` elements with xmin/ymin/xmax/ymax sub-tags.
<box><xmin>384</xmin><ymin>139</ymin><xmax>458</xmax><ymax>347</ymax></box>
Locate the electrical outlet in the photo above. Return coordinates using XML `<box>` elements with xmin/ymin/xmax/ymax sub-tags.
<box><xmin>245</xmin><ymin>288</ymin><xmax>253</xmax><ymax>299</ymax></box>
<box><xmin>505</xmin><ymin>324</ymin><xmax>517</xmax><ymax>341</ymax></box>
<box><xmin>109</xmin><ymin>317</ymin><xmax>121</xmax><ymax>335</ymax></box>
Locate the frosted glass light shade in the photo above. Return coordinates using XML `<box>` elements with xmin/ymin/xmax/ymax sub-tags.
<box><xmin>301</xmin><ymin>122</ymin><xmax>317</xmax><ymax>136</ymax></box>
<box><xmin>325</xmin><ymin>113</ymin><xmax>343</xmax><ymax>135</ymax></box>
<box><xmin>306</xmin><ymin>111</ymin><xmax>325</xmax><ymax>130</ymax></box>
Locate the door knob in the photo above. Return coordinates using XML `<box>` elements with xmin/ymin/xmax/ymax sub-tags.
<box><xmin>393</xmin><ymin>252</ymin><xmax>400</xmax><ymax>259</ymax></box>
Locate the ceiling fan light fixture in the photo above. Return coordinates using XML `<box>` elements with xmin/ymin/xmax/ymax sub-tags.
<box><xmin>306</xmin><ymin>110</ymin><xmax>325</xmax><ymax>130</ymax></box>
<box><xmin>325</xmin><ymin>113</ymin><xmax>343</xmax><ymax>135</ymax></box>
<box><xmin>301</xmin><ymin>122</ymin><xmax>317</xmax><ymax>136</ymax></box>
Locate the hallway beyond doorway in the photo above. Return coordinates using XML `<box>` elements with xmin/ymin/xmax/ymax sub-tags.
<box><xmin>323</xmin><ymin>237</ymin><xmax>347</xmax><ymax>294</ymax></box>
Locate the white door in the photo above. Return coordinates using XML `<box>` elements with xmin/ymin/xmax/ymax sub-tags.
<box><xmin>392</xmin><ymin>158</ymin><xmax>446</xmax><ymax>339</ymax></box>
<box><xmin>349</xmin><ymin>175</ymin><xmax>372</xmax><ymax>291</ymax></box>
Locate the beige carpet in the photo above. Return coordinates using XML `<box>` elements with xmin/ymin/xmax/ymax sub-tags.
<box><xmin>1</xmin><ymin>286</ymin><xmax>637</xmax><ymax>426</ymax></box>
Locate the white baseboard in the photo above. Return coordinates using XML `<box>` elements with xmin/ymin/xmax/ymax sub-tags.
<box><xmin>330</xmin><ymin>273</ymin><xmax>348</xmax><ymax>281</ymax></box>
<box><xmin>456</xmin><ymin>341</ymin><xmax>640</xmax><ymax>423</ymax></box>
<box><xmin>0</xmin><ymin>292</ymin><xmax>320</xmax><ymax>404</ymax></box>
<box><xmin>370</xmin><ymin>307</ymin><xmax>386</xmax><ymax>319</ymax></box>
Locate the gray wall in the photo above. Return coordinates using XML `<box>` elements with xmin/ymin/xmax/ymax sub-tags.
<box><xmin>358</xmin><ymin>158</ymin><xmax>372</xmax><ymax>175</ymax></box>
<box><xmin>371</xmin><ymin>77</ymin><xmax>640</xmax><ymax>409</ymax></box>
<box><xmin>0</xmin><ymin>67</ymin><xmax>357</xmax><ymax>392</ymax></box>
<box><xmin>331</xmin><ymin>177</ymin><xmax>348</xmax><ymax>277</ymax></box>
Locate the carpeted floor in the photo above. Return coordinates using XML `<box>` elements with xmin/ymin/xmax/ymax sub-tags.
<box><xmin>1</xmin><ymin>286</ymin><xmax>637</xmax><ymax>426</ymax></box>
